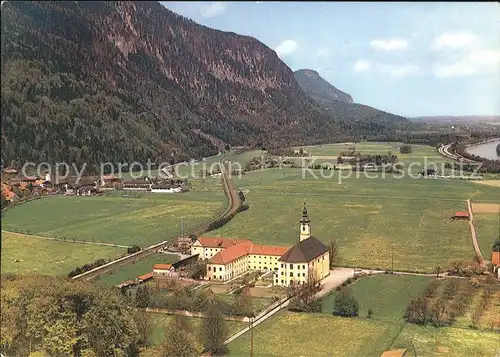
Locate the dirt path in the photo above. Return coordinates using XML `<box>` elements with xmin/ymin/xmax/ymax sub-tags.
<box><xmin>2</xmin><ymin>230</ymin><xmax>131</xmax><ymax>248</ymax></box>
<box><xmin>466</xmin><ymin>199</ymin><xmax>488</xmax><ymax>266</ymax></box>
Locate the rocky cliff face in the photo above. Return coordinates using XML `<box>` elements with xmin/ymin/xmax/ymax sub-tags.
<box><xmin>294</xmin><ymin>69</ymin><xmax>353</xmax><ymax>105</ymax></box>
<box><xmin>1</xmin><ymin>1</ymin><xmax>409</xmax><ymax>166</ymax></box>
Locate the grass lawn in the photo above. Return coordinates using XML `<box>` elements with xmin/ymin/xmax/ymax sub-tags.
<box><xmin>147</xmin><ymin>312</ymin><xmax>247</xmax><ymax>346</ymax></box>
<box><xmin>97</xmin><ymin>253</ymin><xmax>179</xmax><ymax>286</ymax></box>
<box><xmin>391</xmin><ymin>324</ymin><xmax>500</xmax><ymax>357</ymax></box>
<box><xmin>474</xmin><ymin>213</ymin><xmax>500</xmax><ymax>260</ymax></box>
<box><xmin>2</xmin><ymin>179</ymin><xmax>225</xmax><ymax>247</ymax></box>
<box><xmin>1</xmin><ymin>231</ymin><xmax>125</xmax><ymax>276</ymax></box>
<box><xmin>227</xmin><ymin>311</ymin><xmax>404</xmax><ymax>357</ymax></box>
<box><xmin>210</xmin><ymin>163</ymin><xmax>500</xmax><ymax>272</ymax></box>
<box><xmin>216</xmin><ymin>293</ymin><xmax>276</xmax><ymax>315</ymax></box>
<box><xmin>123</xmin><ymin>149</ymin><xmax>264</xmax><ymax>180</ymax></box>
<box><xmin>322</xmin><ymin>274</ymin><xmax>432</xmax><ymax>321</ymax></box>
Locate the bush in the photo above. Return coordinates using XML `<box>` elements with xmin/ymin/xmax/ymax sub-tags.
<box><xmin>400</xmin><ymin>145</ymin><xmax>413</xmax><ymax>154</ymax></box>
<box><xmin>68</xmin><ymin>259</ymin><xmax>108</xmax><ymax>277</ymax></box>
<box><xmin>404</xmin><ymin>296</ymin><xmax>429</xmax><ymax>325</ymax></box>
<box><xmin>127</xmin><ymin>245</ymin><xmax>141</xmax><ymax>254</ymax></box>
<box><xmin>367</xmin><ymin>308</ymin><xmax>373</xmax><ymax>319</ymax></box>
<box><xmin>332</xmin><ymin>292</ymin><xmax>359</xmax><ymax>317</ymax></box>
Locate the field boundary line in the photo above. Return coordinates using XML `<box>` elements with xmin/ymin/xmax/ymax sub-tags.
<box><xmin>1</xmin><ymin>230</ymin><xmax>131</xmax><ymax>248</ymax></box>
<box><xmin>71</xmin><ymin>162</ymin><xmax>243</xmax><ymax>281</ymax></box>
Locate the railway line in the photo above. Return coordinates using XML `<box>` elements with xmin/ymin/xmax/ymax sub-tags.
<box><xmin>72</xmin><ymin>161</ymin><xmax>242</xmax><ymax>281</ymax></box>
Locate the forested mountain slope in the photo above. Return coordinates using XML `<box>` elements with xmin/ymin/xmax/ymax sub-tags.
<box><xmin>1</xmin><ymin>1</ymin><xmax>410</xmax><ymax>167</ymax></box>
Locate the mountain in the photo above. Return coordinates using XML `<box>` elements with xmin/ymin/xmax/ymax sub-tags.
<box><xmin>295</xmin><ymin>69</ymin><xmax>410</xmax><ymax>128</ymax></box>
<box><xmin>1</xmin><ymin>1</ymin><xmax>410</xmax><ymax>168</ymax></box>
<box><xmin>294</xmin><ymin>69</ymin><xmax>353</xmax><ymax>104</ymax></box>
<box><xmin>410</xmin><ymin>116</ymin><xmax>500</xmax><ymax>124</ymax></box>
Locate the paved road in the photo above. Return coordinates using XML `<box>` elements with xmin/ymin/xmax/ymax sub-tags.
<box><xmin>2</xmin><ymin>230</ymin><xmax>132</xmax><ymax>248</ymax></box>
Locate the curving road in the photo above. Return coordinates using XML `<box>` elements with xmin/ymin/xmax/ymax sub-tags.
<box><xmin>72</xmin><ymin>162</ymin><xmax>242</xmax><ymax>281</ymax></box>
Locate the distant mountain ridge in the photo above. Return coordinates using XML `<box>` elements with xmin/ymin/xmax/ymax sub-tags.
<box><xmin>294</xmin><ymin>69</ymin><xmax>353</xmax><ymax>105</ymax></box>
<box><xmin>410</xmin><ymin>116</ymin><xmax>500</xmax><ymax>124</ymax></box>
<box><xmin>1</xmin><ymin>1</ymin><xmax>410</xmax><ymax>167</ymax></box>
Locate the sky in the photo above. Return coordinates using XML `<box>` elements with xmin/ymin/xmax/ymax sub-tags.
<box><xmin>160</xmin><ymin>1</ymin><xmax>500</xmax><ymax>118</ymax></box>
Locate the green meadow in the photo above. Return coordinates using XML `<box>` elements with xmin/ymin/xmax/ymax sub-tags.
<box><xmin>2</xmin><ymin>179</ymin><xmax>226</xmax><ymax>247</ymax></box>
<box><xmin>139</xmin><ymin>313</ymin><xmax>247</xmax><ymax>356</ymax></box>
<box><xmin>210</xmin><ymin>164</ymin><xmax>500</xmax><ymax>272</ymax></box>
<box><xmin>1</xmin><ymin>231</ymin><xmax>124</xmax><ymax>276</ymax></box>
<box><xmin>321</xmin><ymin>274</ymin><xmax>431</xmax><ymax>321</ymax></box>
<box><xmin>97</xmin><ymin>253</ymin><xmax>179</xmax><ymax>286</ymax></box>
<box><xmin>474</xmin><ymin>212</ymin><xmax>500</xmax><ymax>260</ymax></box>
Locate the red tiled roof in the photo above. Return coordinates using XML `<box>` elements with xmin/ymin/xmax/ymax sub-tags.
<box><xmin>454</xmin><ymin>211</ymin><xmax>469</xmax><ymax>217</ymax></box>
<box><xmin>250</xmin><ymin>244</ymin><xmax>289</xmax><ymax>256</ymax></box>
<box><xmin>492</xmin><ymin>251</ymin><xmax>500</xmax><ymax>266</ymax></box>
<box><xmin>197</xmin><ymin>237</ymin><xmax>246</xmax><ymax>248</ymax></box>
<box><xmin>153</xmin><ymin>264</ymin><xmax>172</xmax><ymax>270</ymax></box>
<box><xmin>208</xmin><ymin>242</ymin><xmax>290</xmax><ymax>265</ymax></box>
<box><xmin>209</xmin><ymin>241</ymin><xmax>252</xmax><ymax>265</ymax></box>
<box><xmin>138</xmin><ymin>272</ymin><xmax>153</xmax><ymax>281</ymax></box>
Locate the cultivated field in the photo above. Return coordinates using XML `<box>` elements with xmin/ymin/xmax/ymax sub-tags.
<box><xmin>472</xmin><ymin>202</ymin><xmax>500</xmax><ymax>214</ymax></box>
<box><xmin>211</xmin><ymin>165</ymin><xmax>500</xmax><ymax>272</ymax></box>
<box><xmin>97</xmin><ymin>253</ymin><xmax>179</xmax><ymax>286</ymax></box>
<box><xmin>229</xmin><ymin>275</ymin><xmax>500</xmax><ymax>357</ymax></box>
<box><xmin>471</xmin><ymin>179</ymin><xmax>500</xmax><ymax>188</ymax></box>
<box><xmin>1</xmin><ymin>231</ymin><xmax>125</xmax><ymax>276</ymax></box>
<box><xmin>321</xmin><ymin>274</ymin><xmax>431</xmax><ymax>321</ymax></box>
<box><xmin>2</xmin><ymin>180</ymin><xmax>225</xmax><ymax>247</ymax></box>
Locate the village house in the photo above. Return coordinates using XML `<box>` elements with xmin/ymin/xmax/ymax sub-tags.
<box><xmin>194</xmin><ymin>205</ymin><xmax>330</xmax><ymax>286</ymax></box>
<box><xmin>152</xmin><ymin>263</ymin><xmax>176</xmax><ymax>278</ymax></box>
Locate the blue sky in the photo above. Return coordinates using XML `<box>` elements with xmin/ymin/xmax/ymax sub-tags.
<box><xmin>161</xmin><ymin>2</ymin><xmax>500</xmax><ymax>117</ymax></box>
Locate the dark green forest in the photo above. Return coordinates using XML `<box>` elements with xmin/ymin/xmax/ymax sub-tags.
<box><xmin>1</xmin><ymin>1</ymin><xmax>412</xmax><ymax>170</ymax></box>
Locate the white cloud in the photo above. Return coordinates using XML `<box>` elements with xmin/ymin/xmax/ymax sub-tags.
<box><xmin>369</xmin><ymin>39</ymin><xmax>408</xmax><ymax>51</ymax></box>
<box><xmin>432</xmin><ymin>50</ymin><xmax>500</xmax><ymax>78</ymax></box>
<box><xmin>314</xmin><ymin>47</ymin><xmax>332</xmax><ymax>60</ymax></box>
<box><xmin>432</xmin><ymin>32</ymin><xmax>478</xmax><ymax>50</ymax></box>
<box><xmin>353</xmin><ymin>60</ymin><xmax>371</xmax><ymax>72</ymax></box>
<box><xmin>469</xmin><ymin>50</ymin><xmax>500</xmax><ymax>66</ymax></box>
<box><xmin>378</xmin><ymin>64</ymin><xmax>421</xmax><ymax>78</ymax></box>
<box><xmin>275</xmin><ymin>40</ymin><xmax>298</xmax><ymax>58</ymax></box>
<box><xmin>200</xmin><ymin>2</ymin><xmax>227</xmax><ymax>19</ymax></box>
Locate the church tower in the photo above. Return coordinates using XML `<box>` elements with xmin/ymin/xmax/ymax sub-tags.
<box><xmin>299</xmin><ymin>202</ymin><xmax>311</xmax><ymax>241</ymax></box>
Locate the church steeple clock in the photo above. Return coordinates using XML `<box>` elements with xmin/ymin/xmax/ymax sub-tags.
<box><xmin>300</xmin><ymin>202</ymin><xmax>311</xmax><ymax>241</ymax></box>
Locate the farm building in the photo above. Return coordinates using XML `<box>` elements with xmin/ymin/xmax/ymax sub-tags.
<box><xmin>137</xmin><ymin>272</ymin><xmax>153</xmax><ymax>283</ymax></box>
<box><xmin>153</xmin><ymin>263</ymin><xmax>175</xmax><ymax>277</ymax></box>
<box><xmin>150</xmin><ymin>184</ymin><xmax>182</xmax><ymax>193</ymax></box>
<box><xmin>116</xmin><ymin>280</ymin><xmax>136</xmax><ymax>289</ymax></box>
<box><xmin>451</xmin><ymin>211</ymin><xmax>469</xmax><ymax>220</ymax></box>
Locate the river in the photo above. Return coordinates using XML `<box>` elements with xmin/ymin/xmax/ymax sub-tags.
<box><xmin>466</xmin><ymin>139</ymin><xmax>500</xmax><ymax>160</ymax></box>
